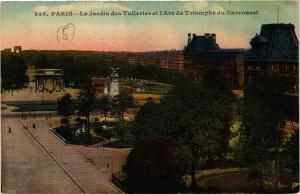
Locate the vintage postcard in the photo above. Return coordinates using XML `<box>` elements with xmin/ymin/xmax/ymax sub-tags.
<box><xmin>1</xmin><ymin>1</ymin><xmax>299</xmax><ymax>193</ymax></box>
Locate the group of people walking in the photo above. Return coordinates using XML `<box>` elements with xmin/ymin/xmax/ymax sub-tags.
<box><xmin>7</xmin><ymin>111</ymin><xmax>54</xmax><ymax>133</ymax></box>
<box><xmin>7</xmin><ymin>110</ymin><xmax>55</xmax><ymax>134</ymax></box>
<box><xmin>21</xmin><ymin>111</ymin><xmax>51</xmax><ymax>120</ymax></box>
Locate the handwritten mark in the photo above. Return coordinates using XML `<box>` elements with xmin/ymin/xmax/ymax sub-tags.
<box><xmin>57</xmin><ymin>23</ymin><xmax>75</xmax><ymax>43</ymax></box>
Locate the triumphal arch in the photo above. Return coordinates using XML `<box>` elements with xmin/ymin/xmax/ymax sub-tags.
<box><xmin>27</xmin><ymin>67</ymin><xmax>64</xmax><ymax>93</ymax></box>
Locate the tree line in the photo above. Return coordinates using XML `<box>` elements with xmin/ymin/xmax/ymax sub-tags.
<box><xmin>2</xmin><ymin>50</ymin><xmax>183</xmax><ymax>90</ymax></box>
<box><xmin>1</xmin><ymin>53</ymin><xmax>28</xmax><ymax>90</ymax></box>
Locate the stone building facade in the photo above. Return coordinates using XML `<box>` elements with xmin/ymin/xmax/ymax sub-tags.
<box><xmin>245</xmin><ymin>23</ymin><xmax>299</xmax><ymax>123</ymax></box>
<box><xmin>183</xmin><ymin>33</ymin><xmax>247</xmax><ymax>89</ymax></box>
<box><xmin>127</xmin><ymin>50</ymin><xmax>184</xmax><ymax>71</ymax></box>
<box><xmin>245</xmin><ymin>23</ymin><xmax>298</xmax><ymax>95</ymax></box>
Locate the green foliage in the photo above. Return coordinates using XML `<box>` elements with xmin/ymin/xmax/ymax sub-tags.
<box><xmin>111</xmin><ymin>91</ymin><xmax>134</xmax><ymax>118</ymax></box>
<box><xmin>77</xmin><ymin>87</ymin><xmax>97</xmax><ymax>117</ymax></box>
<box><xmin>280</xmin><ymin>130</ymin><xmax>299</xmax><ymax>176</ymax></box>
<box><xmin>57</xmin><ymin>93</ymin><xmax>73</xmax><ymax>120</ymax></box>
<box><xmin>166</xmin><ymin>73</ymin><xmax>234</xmax><ymax>188</ymax></box>
<box><xmin>96</xmin><ymin>95</ymin><xmax>111</xmax><ymax>121</ymax></box>
<box><xmin>239</xmin><ymin>75</ymin><xmax>286</xmax><ymax>167</ymax></box>
<box><xmin>23</xmin><ymin>51</ymin><xmax>110</xmax><ymax>87</ymax></box>
<box><xmin>200</xmin><ymin>65</ymin><xmax>230</xmax><ymax>94</ymax></box>
<box><xmin>55</xmin><ymin>125</ymin><xmax>99</xmax><ymax>145</ymax></box>
<box><xmin>1</xmin><ymin>53</ymin><xmax>27</xmax><ymax>90</ymax></box>
<box><xmin>132</xmin><ymin>101</ymin><xmax>162</xmax><ymax>143</ymax></box>
<box><xmin>17</xmin><ymin>50</ymin><xmax>183</xmax><ymax>88</ymax></box>
<box><xmin>131</xmin><ymin>67</ymin><xmax>235</xmax><ymax>189</ymax></box>
<box><xmin>77</xmin><ymin>87</ymin><xmax>97</xmax><ymax>134</ymax></box>
<box><xmin>123</xmin><ymin>137</ymin><xmax>188</xmax><ymax>192</ymax></box>
<box><xmin>161</xmin><ymin>67</ymin><xmax>234</xmax><ymax>159</ymax></box>
<box><xmin>114</xmin><ymin>120</ymin><xmax>134</xmax><ymax>147</ymax></box>
<box><xmin>122</xmin><ymin>127</ymin><xmax>134</xmax><ymax>147</ymax></box>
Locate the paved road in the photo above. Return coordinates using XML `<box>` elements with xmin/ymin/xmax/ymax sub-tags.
<box><xmin>1</xmin><ymin>118</ymin><xmax>81</xmax><ymax>193</ymax></box>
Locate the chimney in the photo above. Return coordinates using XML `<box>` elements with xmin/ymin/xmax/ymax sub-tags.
<box><xmin>211</xmin><ymin>33</ymin><xmax>216</xmax><ymax>38</ymax></box>
<box><xmin>211</xmin><ymin>33</ymin><xmax>217</xmax><ymax>49</ymax></box>
<box><xmin>188</xmin><ymin>33</ymin><xmax>191</xmax><ymax>44</ymax></box>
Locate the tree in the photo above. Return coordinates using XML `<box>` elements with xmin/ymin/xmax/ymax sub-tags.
<box><xmin>97</xmin><ymin>95</ymin><xmax>111</xmax><ymax>121</ymax></box>
<box><xmin>161</xmin><ymin>68</ymin><xmax>234</xmax><ymax>189</ymax></box>
<box><xmin>77</xmin><ymin>87</ymin><xmax>97</xmax><ymax>136</ymax></box>
<box><xmin>239</xmin><ymin>75</ymin><xmax>287</xmax><ymax>178</ymax></box>
<box><xmin>122</xmin><ymin>126</ymin><xmax>134</xmax><ymax>147</ymax></box>
<box><xmin>280</xmin><ymin>130</ymin><xmax>299</xmax><ymax>176</ymax></box>
<box><xmin>200</xmin><ymin>66</ymin><xmax>234</xmax><ymax>155</ymax></box>
<box><xmin>132</xmin><ymin>100</ymin><xmax>162</xmax><ymax>144</ymax></box>
<box><xmin>111</xmin><ymin>91</ymin><xmax>134</xmax><ymax>119</ymax></box>
<box><xmin>57</xmin><ymin>93</ymin><xmax>73</xmax><ymax>126</ymax></box>
<box><xmin>123</xmin><ymin>137</ymin><xmax>188</xmax><ymax>192</ymax></box>
<box><xmin>129</xmin><ymin>68</ymin><xmax>234</xmax><ymax>189</ymax></box>
<box><xmin>200</xmin><ymin>65</ymin><xmax>230</xmax><ymax>94</ymax></box>
<box><xmin>1</xmin><ymin>54</ymin><xmax>27</xmax><ymax>90</ymax></box>
<box><xmin>114</xmin><ymin>120</ymin><xmax>134</xmax><ymax>147</ymax></box>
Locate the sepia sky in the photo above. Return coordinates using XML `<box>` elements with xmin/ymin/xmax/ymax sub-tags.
<box><xmin>1</xmin><ymin>1</ymin><xmax>299</xmax><ymax>51</ymax></box>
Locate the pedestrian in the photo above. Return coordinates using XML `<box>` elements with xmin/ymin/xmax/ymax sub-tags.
<box><xmin>8</xmin><ymin>127</ymin><xmax>11</xmax><ymax>133</ymax></box>
<box><xmin>33</xmin><ymin>123</ymin><xmax>36</xmax><ymax>129</ymax></box>
<box><xmin>25</xmin><ymin>126</ymin><xmax>28</xmax><ymax>130</ymax></box>
<box><xmin>23</xmin><ymin>126</ymin><xmax>25</xmax><ymax>129</ymax></box>
<box><xmin>46</xmin><ymin>115</ymin><xmax>48</xmax><ymax>120</ymax></box>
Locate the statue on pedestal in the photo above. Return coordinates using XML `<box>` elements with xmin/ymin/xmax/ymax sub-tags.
<box><xmin>109</xmin><ymin>66</ymin><xmax>120</xmax><ymax>96</ymax></box>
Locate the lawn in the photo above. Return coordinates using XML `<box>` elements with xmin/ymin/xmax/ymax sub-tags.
<box><xmin>196</xmin><ymin>171</ymin><xmax>294</xmax><ymax>193</ymax></box>
<box><xmin>121</xmin><ymin>79</ymin><xmax>173</xmax><ymax>95</ymax></box>
<box><xmin>197</xmin><ymin>172</ymin><xmax>258</xmax><ymax>192</ymax></box>
<box><xmin>139</xmin><ymin>82</ymin><xmax>172</xmax><ymax>94</ymax></box>
<box><xmin>132</xmin><ymin>93</ymin><xmax>161</xmax><ymax>105</ymax></box>
<box><xmin>53</xmin><ymin>125</ymin><xmax>101</xmax><ymax>145</ymax></box>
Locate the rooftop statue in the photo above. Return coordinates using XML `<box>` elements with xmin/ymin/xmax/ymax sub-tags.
<box><xmin>110</xmin><ymin>66</ymin><xmax>120</xmax><ymax>78</ymax></box>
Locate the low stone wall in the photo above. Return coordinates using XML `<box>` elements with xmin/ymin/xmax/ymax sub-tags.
<box><xmin>49</xmin><ymin>127</ymin><xmax>69</xmax><ymax>144</ymax></box>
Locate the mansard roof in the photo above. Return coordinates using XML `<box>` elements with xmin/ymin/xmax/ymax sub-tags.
<box><xmin>247</xmin><ymin>23</ymin><xmax>298</xmax><ymax>62</ymax></box>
